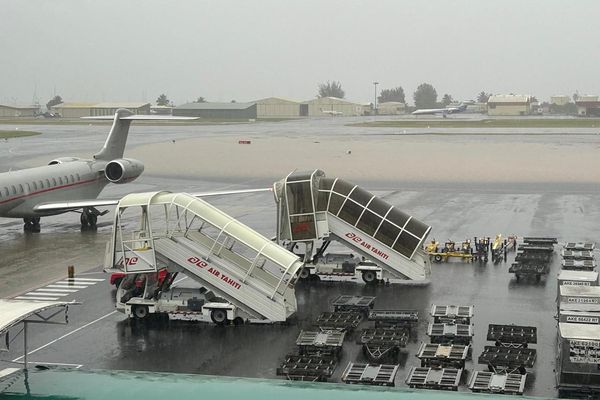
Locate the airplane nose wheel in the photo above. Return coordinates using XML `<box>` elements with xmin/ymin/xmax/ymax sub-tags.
<box><xmin>23</xmin><ymin>217</ymin><xmax>41</xmax><ymax>233</ymax></box>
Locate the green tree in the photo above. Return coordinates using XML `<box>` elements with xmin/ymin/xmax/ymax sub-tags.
<box><xmin>378</xmin><ymin>86</ymin><xmax>405</xmax><ymax>103</ymax></box>
<box><xmin>318</xmin><ymin>81</ymin><xmax>345</xmax><ymax>98</ymax></box>
<box><xmin>441</xmin><ymin>94</ymin><xmax>453</xmax><ymax>107</ymax></box>
<box><xmin>476</xmin><ymin>91</ymin><xmax>491</xmax><ymax>103</ymax></box>
<box><xmin>194</xmin><ymin>97</ymin><xmax>207</xmax><ymax>103</ymax></box>
<box><xmin>46</xmin><ymin>95</ymin><xmax>62</xmax><ymax>110</ymax></box>
<box><xmin>413</xmin><ymin>83</ymin><xmax>437</xmax><ymax>108</ymax></box>
<box><xmin>156</xmin><ymin>94</ymin><xmax>170</xmax><ymax>106</ymax></box>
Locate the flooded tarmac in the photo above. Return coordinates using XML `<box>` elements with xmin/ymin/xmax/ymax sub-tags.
<box><xmin>1</xmin><ymin>119</ymin><xmax>600</xmax><ymax>397</ymax></box>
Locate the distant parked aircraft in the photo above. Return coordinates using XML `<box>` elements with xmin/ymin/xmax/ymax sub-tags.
<box><xmin>412</xmin><ymin>103</ymin><xmax>468</xmax><ymax>117</ymax></box>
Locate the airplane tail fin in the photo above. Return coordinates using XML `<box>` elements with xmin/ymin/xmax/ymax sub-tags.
<box><xmin>85</xmin><ymin>109</ymin><xmax>197</xmax><ymax>161</ymax></box>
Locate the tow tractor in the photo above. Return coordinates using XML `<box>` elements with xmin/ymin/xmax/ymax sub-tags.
<box><xmin>426</xmin><ymin>240</ymin><xmax>474</xmax><ymax>263</ymax></box>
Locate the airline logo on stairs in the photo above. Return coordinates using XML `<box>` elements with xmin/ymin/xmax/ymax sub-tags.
<box><xmin>187</xmin><ymin>256</ymin><xmax>242</xmax><ymax>290</ymax></box>
<box><xmin>345</xmin><ymin>232</ymin><xmax>390</xmax><ymax>260</ymax></box>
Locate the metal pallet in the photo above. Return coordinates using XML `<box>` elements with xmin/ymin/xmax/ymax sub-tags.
<box><xmin>427</xmin><ymin>323</ymin><xmax>474</xmax><ymax>345</ymax></box>
<box><xmin>522</xmin><ymin>237</ymin><xmax>557</xmax><ymax>246</ymax></box>
<box><xmin>430</xmin><ymin>304</ymin><xmax>474</xmax><ymax>324</ymax></box>
<box><xmin>562</xmin><ymin>259</ymin><xmax>597</xmax><ymax>271</ymax></box>
<box><xmin>405</xmin><ymin>367</ymin><xmax>462</xmax><ymax>391</ymax></box>
<box><xmin>487</xmin><ymin>324</ymin><xmax>537</xmax><ymax>346</ymax></box>
<box><xmin>276</xmin><ymin>354</ymin><xmax>337</xmax><ymax>381</ymax></box>
<box><xmin>509</xmin><ymin>263</ymin><xmax>548</xmax><ymax>281</ymax></box>
<box><xmin>341</xmin><ymin>362</ymin><xmax>398</xmax><ymax>386</ymax></box>
<box><xmin>469</xmin><ymin>371</ymin><xmax>527</xmax><ymax>395</ymax></box>
<box><xmin>332</xmin><ymin>295</ymin><xmax>376</xmax><ymax>313</ymax></box>
<box><xmin>517</xmin><ymin>244</ymin><xmax>554</xmax><ymax>253</ymax></box>
<box><xmin>368</xmin><ymin>309</ymin><xmax>418</xmax><ymax>327</ymax></box>
<box><xmin>564</xmin><ymin>242</ymin><xmax>596</xmax><ymax>251</ymax></box>
<box><xmin>296</xmin><ymin>330</ymin><xmax>345</xmax><ymax>357</ymax></box>
<box><xmin>358</xmin><ymin>327</ymin><xmax>409</xmax><ymax>362</ymax></box>
<box><xmin>514</xmin><ymin>252</ymin><xmax>551</xmax><ymax>264</ymax></box>
<box><xmin>562</xmin><ymin>250</ymin><xmax>595</xmax><ymax>261</ymax></box>
<box><xmin>316</xmin><ymin>311</ymin><xmax>362</xmax><ymax>331</ymax></box>
<box><xmin>478</xmin><ymin>346</ymin><xmax>537</xmax><ymax>370</ymax></box>
<box><xmin>416</xmin><ymin>342</ymin><xmax>470</xmax><ymax>369</ymax></box>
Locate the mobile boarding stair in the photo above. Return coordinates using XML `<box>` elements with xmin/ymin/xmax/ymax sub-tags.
<box><xmin>105</xmin><ymin>191</ymin><xmax>303</xmax><ymax>324</ymax></box>
<box><xmin>273</xmin><ymin>170</ymin><xmax>432</xmax><ymax>284</ymax></box>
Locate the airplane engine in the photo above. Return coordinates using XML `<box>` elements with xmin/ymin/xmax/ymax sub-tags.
<box><xmin>48</xmin><ymin>157</ymin><xmax>82</xmax><ymax>165</ymax></box>
<box><xmin>104</xmin><ymin>158</ymin><xmax>144</xmax><ymax>184</ymax></box>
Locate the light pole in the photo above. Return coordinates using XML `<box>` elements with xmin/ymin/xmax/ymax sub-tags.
<box><xmin>373</xmin><ymin>82</ymin><xmax>379</xmax><ymax>116</ymax></box>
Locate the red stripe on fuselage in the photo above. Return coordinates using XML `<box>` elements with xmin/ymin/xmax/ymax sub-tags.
<box><xmin>0</xmin><ymin>177</ymin><xmax>103</xmax><ymax>206</ymax></box>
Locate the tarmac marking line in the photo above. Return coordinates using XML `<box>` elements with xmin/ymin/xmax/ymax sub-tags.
<box><xmin>26</xmin><ymin>361</ymin><xmax>83</xmax><ymax>368</ymax></box>
<box><xmin>12</xmin><ymin>310</ymin><xmax>118</xmax><ymax>362</ymax></box>
<box><xmin>31</xmin><ymin>291</ymin><xmax>70</xmax><ymax>297</ymax></box>
<box><xmin>35</xmin><ymin>288</ymin><xmax>79</xmax><ymax>293</ymax></box>
<box><xmin>14</xmin><ymin>296</ymin><xmax>60</xmax><ymax>301</ymax></box>
<box><xmin>47</xmin><ymin>284</ymin><xmax>87</xmax><ymax>289</ymax></box>
<box><xmin>66</xmin><ymin>278</ymin><xmax>104</xmax><ymax>282</ymax></box>
<box><xmin>0</xmin><ymin>368</ymin><xmax>20</xmax><ymax>379</ymax></box>
<box><xmin>56</xmin><ymin>281</ymin><xmax>96</xmax><ymax>285</ymax></box>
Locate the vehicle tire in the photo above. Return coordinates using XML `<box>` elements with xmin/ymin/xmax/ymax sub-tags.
<box><xmin>362</xmin><ymin>270</ymin><xmax>377</xmax><ymax>284</ymax></box>
<box><xmin>210</xmin><ymin>309</ymin><xmax>228</xmax><ymax>325</ymax></box>
<box><xmin>132</xmin><ymin>305</ymin><xmax>149</xmax><ymax>319</ymax></box>
<box><xmin>515</xmin><ymin>274</ymin><xmax>521</xmax><ymax>282</ymax></box>
<box><xmin>113</xmin><ymin>277</ymin><xmax>123</xmax><ymax>288</ymax></box>
<box><xmin>299</xmin><ymin>268</ymin><xmax>311</xmax><ymax>280</ymax></box>
<box><xmin>233</xmin><ymin>317</ymin><xmax>245</xmax><ymax>326</ymax></box>
<box><xmin>434</xmin><ymin>255</ymin><xmax>443</xmax><ymax>263</ymax></box>
<box><xmin>472</xmin><ymin>255</ymin><xmax>478</xmax><ymax>261</ymax></box>
<box><xmin>535</xmin><ymin>274</ymin><xmax>541</xmax><ymax>282</ymax></box>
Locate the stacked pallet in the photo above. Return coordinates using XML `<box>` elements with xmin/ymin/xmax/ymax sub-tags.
<box><xmin>509</xmin><ymin>237</ymin><xmax>556</xmax><ymax>282</ymax></box>
<box><xmin>406</xmin><ymin>304</ymin><xmax>474</xmax><ymax>391</ymax></box>
<box><xmin>468</xmin><ymin>324</ymin><xmax>536</xmax><ymax>395</ymax></box>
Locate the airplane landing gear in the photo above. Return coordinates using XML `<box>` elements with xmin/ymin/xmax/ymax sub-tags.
<box><xmin>23</xmin><ymin>217</ymin><xmax>41</xmax><ymax>233</ymax></box>
<box><xmin>80</xmin><ymin>207</ymin><xmax>99</xmax><ymax>230</ymax></box>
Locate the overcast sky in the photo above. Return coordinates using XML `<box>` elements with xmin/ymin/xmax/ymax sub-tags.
<box><xmin>1</xmin><ymin>0</ymin><xmax>598</xmax><ymax>106</ymax></box>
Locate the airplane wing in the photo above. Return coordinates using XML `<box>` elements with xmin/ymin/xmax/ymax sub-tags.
<box><xmin>33</xmin><ymin>188</ymin><xmax>273</xmax><ymax>213</ymax></box>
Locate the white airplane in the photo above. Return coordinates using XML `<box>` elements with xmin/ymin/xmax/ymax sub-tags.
<box><xmin>411</xmin><ymin>103</ymin><xmax>467</xmax><ymax>117</ymax></box>
<box><xmin>320</xmin><ymin>108</ymin><xmax>343</xmax><ymax>116</ymax></box>
<box><xmin>0</xmin><ymin>108</ymin><xmax>269</xmax><ymax>232</ymax></box>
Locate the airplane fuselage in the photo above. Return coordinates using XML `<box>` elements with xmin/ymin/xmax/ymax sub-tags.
<box><xmin>0</xmin><ymin>160</ymin><xmax>108</xmax><ymax>218</ymax></box>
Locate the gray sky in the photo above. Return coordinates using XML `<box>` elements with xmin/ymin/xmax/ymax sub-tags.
<box><xmin>1</xmin><ymin>0</ymin><xmax>598</xmax><ymax>106</ymax></box>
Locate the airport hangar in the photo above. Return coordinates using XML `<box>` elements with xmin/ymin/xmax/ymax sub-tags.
<box><xmin>0</xmin><ymin>104</ymin><xmax>41</xmax><ymax>117</ymax></box>
<box><xmin>575</xmin><ymin>95</ymin><xmax>600</xmax><ymax>116</ymax></box>
<box><xmin>174</xmin><ymin>96</ymin><xmax>371</xmax><ymax>119</ymax></box>
<box><xmin>487</xmin><ymin>94</ymin><xmax>533</xmax><ymax>116</ymax></box>
<box><xmin>50</xmin><ymin>102</ymin><xmax>151</xmax><ymax>118</ymax></box>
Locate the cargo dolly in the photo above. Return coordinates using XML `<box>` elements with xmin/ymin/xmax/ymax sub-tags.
<box><xmin>332</xmin><ymin>295</ymin><xmax>375</xmax><ymax>314</ymax></box>
<box><xmin>561</xmin><ymin>259</ymin><xmax>597</xmax><ymax>271</ymax></box>
<box><xmin>427</xmin><ymin>323</ymin><xmax>474</xmax><ymax>345</ymax></box>
<box><xmin>562</xmin><ymin>250</ymin><xmax>595</xmax><ymax>261</ymax></box>
<box><xmin>405</xmin><ymin>367</ymin><xmax>462</xmax><ymax>391</ymax></box>
<box><xmin>358</xmin><ymin>327</ymin><xmax>409</xmax><ymax>362</ymax></box>
<box><xmin>368</xmin><ymin>309</ymin><xmax>418</xmax><ymax>328</ymax></box>
<box><xmin>416</xmin><ymin>342</ymin><xmax>470</xmax><ymax>369</ymax></box>
<box><xmin>478</xmin><ymin>346</ymin><xmax>536</xmax><ymax>374</ymax></box>
<box><xmin>487</xmin><ymin>324</ymin><xmax>537</xmax><ymax>347</ymax></box>
<box><xmin>514</xmin><ymin>251</ymin><xmax>552</xmax><ymax>264</ymax></box>
<box><xmin>509</xmin><ymin>262</ymin><xmax>548</xmax><ymax>282</ymax></box>
<box><xmin>427</xmin><ymin>240</ymin><xmax>474</xmax><ymax>263</ymax></box>
<box><xmin>468</xmin><ymin>371</ymin><xmax>526</xmax><ymax>395</ymax></box>
<box><xmin>276</xmin><ymin>353</ymin><xmax>337</xmax><ymax>381</ymax></box>
<box><xmin>341</xmin><ymin>362</ymin><xmax>399</xmax><ymax>386</ymax></box>
<box><xmin>315</xmin><ymin>311</ymin><xmax>363</xmax><ymax>332</ymax></box>
<box><xmin>430</xmin><ymin>304</ymin><xmax>474</xmax><ymax>324</ymax></box>
<box><xmin>296</xmin><ymin>330</ymin><xmax>345</xmax><ymax>357</ymax></box>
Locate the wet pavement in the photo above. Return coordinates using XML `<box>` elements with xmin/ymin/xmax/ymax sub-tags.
<box><xmin>1</xmin><ymin>119</ymin><xmax>600</xmax><ymax>398</ymax></box>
